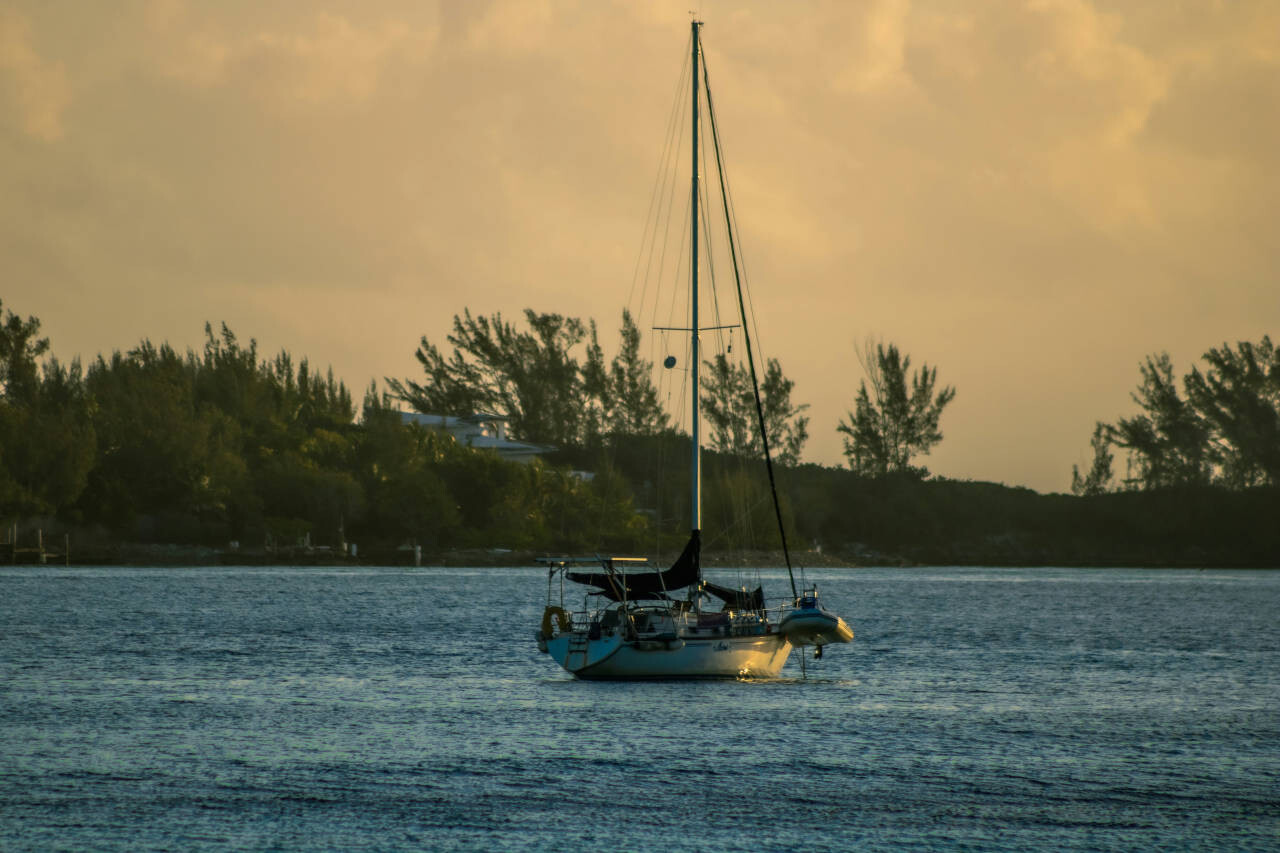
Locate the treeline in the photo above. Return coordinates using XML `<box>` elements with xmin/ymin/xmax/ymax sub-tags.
<box><xmin>0</xmin><ymin>305</ymin><xmax>648</xmax><ymax>555</ymax></box>
<box><xmin>551</xmin><ymin>438</ymin><xmax>1280</xmax><ymax>567</ymax></box>
<box><xmin>385</xmin><ymin>307</ymin><xmax>812</xmax><ymax>463</ymax></box>
<box><xmin>3</xmin><ymin>297</ymin><xmax>1277</xmax><ymax>566</ymax></box>
<box><xmin>1073</xmin><ymin>337</ymin><xmax>1280</xmax><ymax>494</ymax></box>
<box><xmin>777</xmin><ymin>470</ymin><xmax>1279</xmax><ymax>567</ymax></box>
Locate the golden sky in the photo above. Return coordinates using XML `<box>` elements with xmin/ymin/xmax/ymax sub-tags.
<box><xmin>3</xmin><ymin>0</ymin><xmax>1277</xmax><ymax>493</ymax></box>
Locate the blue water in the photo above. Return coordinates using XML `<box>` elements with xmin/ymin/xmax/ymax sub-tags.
<box><xmin>2</xmin><ymin>566</ymin><xmax>1277</xmax><ymax>851</ymax></box>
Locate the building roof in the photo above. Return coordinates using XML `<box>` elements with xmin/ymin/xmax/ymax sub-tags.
<box><xmin>399</xmin><ymin>411</ymin><xmax>554</xmax><ymax>461</ymax></box>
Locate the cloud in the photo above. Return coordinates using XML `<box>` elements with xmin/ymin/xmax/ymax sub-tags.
<box><xmin>3</xmin><ymin>0</ymin><xmax>1278</xmax><ymax>492</ymax></box>
<box><xmin>462</xmin><ymin>0</ymin><xmax>555</xmax><ymax>55</ymax></box>
<box><xmin>0</xmin><ymin>6</ymin><xmax>70</xmax><ymax>140</ymax></box>
<box><xmin>143</xmin><ymin>2</ymin><xmax>440</xmax><ymax>109</ymax></box>
<box><xmin>1145</xmin><ymin>53</ymin><xmax>1280</xmax><ymax>163</ymax></box>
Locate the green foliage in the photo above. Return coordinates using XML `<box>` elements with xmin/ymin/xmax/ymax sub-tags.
<box><xmin>1110</xmin><ymin>353</ymin><xmax>1213</xmax><ymax>489</ymax></box>
<box><xmin>0</xmin><ymin>357</ymin><xmax>96</xmax><ymax>517</ymax></box>
<box><xmin>612</xmin><ymin>310</ymin><xmax>669</xmax><ymax>436</ymax></box>
<box><xmin>0</xmin><ymin>299</ymin><xmax>49</xmax><ymax>404</ymax></box>
<box><xmin>355</xmin><ymin>391</ymin><xmax>460</xmax><ymax>545</ymax></box>
<box><xmin>701</xmin><ymin>354</ymin><xmax>754</xmax><ymax>459</ymax></box>
<box><xmin>55</xmin><ymin>322</ymin><xmax>359</xmax><ymax>541</ymax></box>
<box><xmin>82</xmin><ymin>342</ymin><xmax>219</xmax><ymax>525</ymax></box>
<box><xmin>387</xmin><ymin>308</ymin><xmax>668</xmax><ymax>448</ymax></box>
<box><xmin>1085</xmin><ymin>337</ymin><xmax>1279</xmax><ymax>491</ymax></box>
<box><xmin>552</xmin><ymin>428</ymin><xmax>693</xmax><ymax>551</ymax></box>
<box><xmin>1071</xmin><ymin>423</ymin><xmax>1115</xmax><ymax>496</ymax></box>
<box><xmin>700</xmin><ymin>354</ymin><xmax>809</xmax><ymax>465</ymax></box>
<box><xmin>776</xmin><ymin>467</ymin><xmax>1280</xmax><ymax>568</ymax></box>
<box><xmin>354</xmin><ymin>384</ymin><xmax>648</xmax><ymax>552</ymax></box>
<box><xmin>6</xmin><ymin>296</ymin><xmax>1272</xmax><ymax>567</ymax></box>
<box><xmin>198</xmin><ymin>324</ymin><xmax>354</xmax><ymax>460</ymax></box>
<box><xmin>1184</xmin><ymin>336</ymin><xmax>1280</xmax><ymax>488</ymax></box>
<box><xmin>257</xmin><ymin>452</ymin><xmax>364</xmax><ymax>548</ymax></box>
<box><xmin>0</xmin><ymin>303</ymin><xmax>96</xmax><ymax>517</ymax></box>
<box><xmin>837</xmin><ymin>341</ymin><xmax>956</xmax><ymax>477</ymax></box>
<box><xmin>577</xmin><ymin>458</ymin><xmax>652</xmax><ymax>551</ymax></box>
<box><xmin>580</xmin><ymin>319</ymin><xmax>610</xmax><ymax>443</ymax></box>
<box><xmin>701</xmin><ymin>463</ymin><xmax>796</xmax><ymax>551</ymax></box>
<box><xmin>386</xmin><ymin>309</ymin><xmax>591</xmax><ymax>447</ymax></box>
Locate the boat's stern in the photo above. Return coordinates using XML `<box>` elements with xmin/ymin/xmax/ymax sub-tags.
<box><xmin>543</xmin><ymin>630</ymin><xmax>625</xmax><ymax>675</ymax></box>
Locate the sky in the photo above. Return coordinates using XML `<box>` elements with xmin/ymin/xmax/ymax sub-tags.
<box><xmin>2</xmin><ymin>0</ymin><xmax>1277</xmax><ymax>494</ymax></box>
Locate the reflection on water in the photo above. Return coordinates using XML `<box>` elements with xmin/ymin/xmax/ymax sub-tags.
<box><xmin>2</xmin><ymin>566</ymin><xmax>1277</xmax><ymax>851</ymax></box>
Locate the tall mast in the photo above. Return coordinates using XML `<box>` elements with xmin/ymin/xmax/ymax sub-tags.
<box><xmin>690</xmin><ymin>19</ymin><xmax>702</xmax><ymax>535</ymax></box>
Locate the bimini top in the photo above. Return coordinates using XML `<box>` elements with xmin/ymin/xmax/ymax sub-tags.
<box><xmin>543</xmin><ymin>532</ymin><xmax>702</xmax><ymax>601</ymax></box>
<box><xmin>702</xmin><ymin>581</ymin><xmax>764</xmax><ymax>611</ymax></box>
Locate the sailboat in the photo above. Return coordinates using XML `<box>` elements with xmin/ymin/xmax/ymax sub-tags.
<box><xmin>534</xmin><ymin>20</ymin><xmax>853</xmax><ymax>679</ymax></box>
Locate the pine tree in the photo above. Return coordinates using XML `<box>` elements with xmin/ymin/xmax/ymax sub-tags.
<box><xmin>837</xmin><ymin>341</ymin><xmax>955</xmax><ymax>477</ymax></box>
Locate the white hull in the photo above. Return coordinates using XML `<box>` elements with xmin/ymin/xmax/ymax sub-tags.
<box><xmin>532</xmin><ymin>24</ymin><xmax>853</xmax><ymax>682</ymax></box>
<box><xmin>545</xmin><ymin>631</ymin><xmax>792</xmax><ymax>679</ymax></box>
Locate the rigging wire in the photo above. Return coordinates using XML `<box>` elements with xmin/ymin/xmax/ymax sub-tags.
<box><xmin>702</xmin><ymin>99</ymin><xmax>790</xmax><ymax>603</ymax></box>
<box><xmin>615</xmin><ymin>35</ymin><xmax>694</xmax><ymax>567</ymax></box>
<box><xmin>701</xmin><ymin>46</ymin><xmax>798</xmax><ymax>599</ymax></box>
<box><xmin>625</xmin><ymin>29</ymin><xmax>783</xmax><ymax>584</ymax></box>
<box><xmin>698</xmin><ymin>113</ymin><xmax>730</xmax><ymax>357</ymax></box>
<box><xmin>628</xmin><ymin>32</ymin><xmax>693</xmax><ymax>323</ymax></box>
<box><xmin>693</xmin><ymin>65</ymin><xmax>766</xmax><ymax>566</ymax></box>
<box><xmin>606</xmin><ymin>25</ymin><xmax>802</xmax><ymax>594</ymax></box>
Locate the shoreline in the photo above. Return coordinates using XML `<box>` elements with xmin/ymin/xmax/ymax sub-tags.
<box><xmin>7</xmin><ymin>543</ymin><xmax>1276</xmax><ymax>570</ymax></box>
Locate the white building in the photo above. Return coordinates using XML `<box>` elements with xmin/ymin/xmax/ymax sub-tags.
<box><xmin>399</xmin><ymin>412</ymin><xmax>554</xmax><ymax>464</ymax></box>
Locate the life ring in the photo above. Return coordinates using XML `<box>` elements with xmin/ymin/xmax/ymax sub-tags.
<box><xmin>541</xmin><ymin>606</ymin><xmax>573</xmax><ymax>637</ymax></box>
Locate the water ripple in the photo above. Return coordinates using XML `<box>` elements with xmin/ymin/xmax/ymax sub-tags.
<box><xmin>1</xmin><ymin>565</ymin><xmax>1277</xmax><ymax>851</ymax></box>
